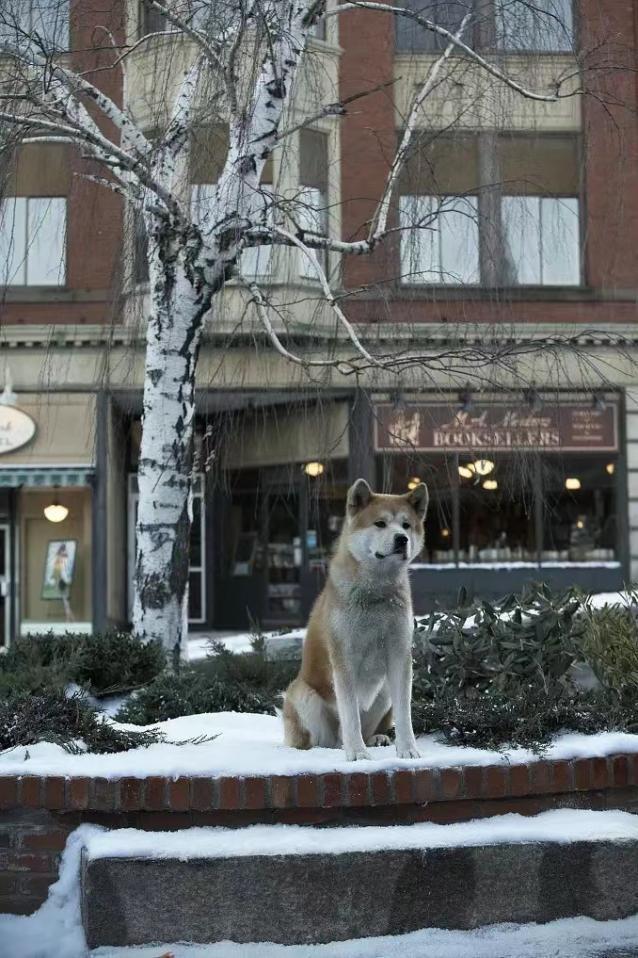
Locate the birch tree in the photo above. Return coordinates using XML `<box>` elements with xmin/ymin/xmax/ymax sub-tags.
<box><xmin>0</xmin><ymin>0</ymin><xmax>617</xmax><ymax>659</ymax></box>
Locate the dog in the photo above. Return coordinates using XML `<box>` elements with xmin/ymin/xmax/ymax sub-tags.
<box><xmin>283</xmin><ymin>477</ymin><xmax>427</xmax><ymax>761</ymax></box>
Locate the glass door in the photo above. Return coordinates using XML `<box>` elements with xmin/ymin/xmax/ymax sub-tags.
<box><xmin>263</xmin><ymin>484</ymin><xmax>302</xmax><ymax>627</ymax></box>
<box><xmin>0</xmin><ymin>524</ymin><xmax>10</xmax><ymax>648</ymax></box>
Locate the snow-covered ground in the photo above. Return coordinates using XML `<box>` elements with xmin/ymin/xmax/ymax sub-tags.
<box><xmin>2</xmin><ymin>710</ymin><xmax>638</xmax><ymax>780</ymax></box>
<box><xmin>4</xmin><ymin>814</ymin><xmax>638</xmax><ymax>958</ymax></box>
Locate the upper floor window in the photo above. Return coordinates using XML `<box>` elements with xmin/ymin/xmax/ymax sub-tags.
<box><xmin>398</xmin><ymin>133</ymin><xmax>581</xmax><ymax>287</ymax></box>
<box><xmin>1</xmin><ymin>0</ymin><xmax>69</xmax><ymax>50</ymax></box>
<box><xmin>395</xmin><ymin>0</ymin><xmax>471</xmax><ymax>53</ymax></box>
<box><xmin>0</xmin><ymin>198</ymin><xmax>66</xmax><ymax>287</ymax></box>
<box><xmin>495</xmin><ymin>0</ymin><xmax>573</xmax><ymax>53</ymax></box>
<box><xmin>0</xmin><ymin>143</ymin><xmax>69</xmax><ymax>288</ymax></box>
<box><xmin>395</xmin><ymin>0</ymin><xmax>573</xmax><ymax>54</ymax></box>
<box><xmin>400</xmin><ymin>195</ymin><xmax>479</xmax><ymax>284</ymax></box>
<box><xmin>296</xmin><ymin>129</ymin><xmax>329</xmax><ymax>279</ymax></box>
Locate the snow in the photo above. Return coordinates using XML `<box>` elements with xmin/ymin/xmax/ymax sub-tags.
<box><xmin>85</xmin><ymin>808</ymin><xmax>638</xmax><ymax>862</ymax></box>
<box><xmin>0</xmin><ymin>824</ymin><xmax>103</xmax><ymax>958</ymax></box>
<box><xmin>89</xmin><ymin>916</ymin><xmax>638</xmax><ymax>958</ymax></box>
<box><xmin>4</xmin><ymin>818</ymin><xmax>638</xmax><ymax>958</ymax></box>
<box><xmin>3</xmin><ymin>711</ymin><xmax>638</xmax><ymax>780</ymax></box>
<box><xmin>411</xmin><ymin>561</ymin><xmax>622</xmax><ymax>571</ymax></box>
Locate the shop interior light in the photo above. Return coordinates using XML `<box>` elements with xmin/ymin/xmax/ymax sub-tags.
<box><xmin>44</xmin><ymin>501</ymin><xmax>69</xmax><ymax>523</ymax></box>
<box><xmin>606</xmin><ymin>462</ymin><xmax>616</xmax><ymax>476</ymax></box>
<box><xmin>458</xmin><ymin>463</ymin><xmax>475</xmax><ymax>480</ymax></box>
<box><xmin>441</xmin><ymin>528</ymin><xmax>451</xmax><ymax>538</ymax></box>
<box><xmin>304</xmin><ymin>461</ymin><xmax>324</xmax><ymax>478</ymax></box>
<box><xmin>482</xmin><ymin>479</ymin><xmax>498</xmax><ymax>491</ymax></box>
<box><xmin>565</xmin><ymin>477</ymin><xmax>581</xmax><ymax>491</ymax></box>
<box><xmin>472</xmin><ymin>458</ymin><xmax>495</xmax><ymax>477</ymax></box>
<box><xmin>576</xmin><ymin>518</ymin><xmax>585</xmax><ymax>530</ymax></box>
<box><xmin>407</xmin><ymin>477</ymin><xmax>421</xmax><ymax>490</ymax></box>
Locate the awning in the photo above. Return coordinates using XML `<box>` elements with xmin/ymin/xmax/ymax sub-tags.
<box><xmin>0</xmin><ymin>467</ymin><xmax>94</xmax><ymax>488</ymax></box>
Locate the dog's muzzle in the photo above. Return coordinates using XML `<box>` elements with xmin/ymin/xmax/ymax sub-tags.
<box><xmin>393</xmin><ymin>533</ymin><xmax>409</xmax><ymax>557</ymax></box>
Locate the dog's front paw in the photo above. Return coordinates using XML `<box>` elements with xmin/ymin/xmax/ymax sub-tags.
<box><xmin>366</xmin><ymin>734</ymin><xmax>392</xmax><ymax>747</ymax></box>
<box><xmin>396</xmin><ymin>742</ymin><xmax>421</xmax><ymax>759</ymax></box>
<box><xmin>345</xmin><ymin>746</ymin><xmax>372</xmax><ymax>761</ymax></box>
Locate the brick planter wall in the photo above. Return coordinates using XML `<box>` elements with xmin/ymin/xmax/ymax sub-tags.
<box><xmin>2</xmin><ymin>754</ymin><xmax>638</xmax><ymax>914</ymax></box>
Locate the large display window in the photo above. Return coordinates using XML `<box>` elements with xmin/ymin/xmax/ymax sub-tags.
<box><xmin>375</xmin><ymin>398</ymin><xmax>622</xmax><ymax>570</ymax></box>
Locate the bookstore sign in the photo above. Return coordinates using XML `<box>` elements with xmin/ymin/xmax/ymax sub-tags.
<box><xmin>375</xmin><ymin>402</ymin><xmax>619</xmax><ymax>453</ymax></box>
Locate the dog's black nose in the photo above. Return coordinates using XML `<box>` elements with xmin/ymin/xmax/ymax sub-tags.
<box><xmin>394</xmin><ymin>533</ymin><xmax>409</xmax><ymax>551</ymax></box>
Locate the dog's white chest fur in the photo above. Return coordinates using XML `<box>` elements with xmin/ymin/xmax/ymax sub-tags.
<box><xmin>331</xmin><ymin>593</ymin><xmax>410</xmax><ymax>710</ymax></box>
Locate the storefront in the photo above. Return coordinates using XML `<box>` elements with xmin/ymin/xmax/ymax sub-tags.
<box><xmin>0</xmin><ymin>386</ymin><xmax>628</xmax><ymax>644</ymax></box>
<box><xmin>204</xmin><ymin>392</ymin><xmax>627</xmax><ymax>628</ymax></box>
<box><xmin>0</xmin><ymin>392</ymin><xmax>97</xmax><ymax>647</ymax></box>
<box><xmin>374</xmin><ymin>395</ymin><xmax>625</xmax><ymax>608</ymax></box>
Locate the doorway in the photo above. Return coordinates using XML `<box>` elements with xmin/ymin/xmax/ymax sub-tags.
<box><xmin>0</xmin><ymin>523</ymin><xmax>11</xmax><ymax>648</ymax></box>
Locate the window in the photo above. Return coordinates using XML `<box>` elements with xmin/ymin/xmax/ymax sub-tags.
<box><xmin>502</xmin><ymin>196</ymin><xmax>579</xmax><ymax>285</ymax></box>
<box><xmin>139</xmin><ymin>0</ymin><xmax>167</xmax><ymax>35</ymax></box>
<box><xmin>398</xmin><ymin>133</ymin><xmax>581</xmax><ymax>287</ymax></box>
<box><xmin>127</xmin><ymin>473</ymin><xmax>206</xmax><ymax>624</ymax></box>
<box><xmin>495</xmin><ymin>0</ymin><xmax>573</xmax><ymax>52</ymax></box>
<box><xmin>297</xmin><ymin>129</ymin><xmax>329</xmax><ymax>279</ymax></box>
<box><xmin>0</xmin><ymin>197</ymin><xmax>66</xmax><ymax>287</ymax></box>
<box><xmin>395</xmin><ymin>0</ymin><xmax>474</xmax><ymax>53</ymax></box>
<box><xmin>542</xmin><ymin>457</ymin><xmax>617</xmax><ymax>561</ymax></box>
<box><xmin>400</xmin><ymin>195</ymin><xmax>479</xmax><ymax>284</ymax></box>
<box><xmin>1</xmin><ymin>0</ymin><xmax>69</xmax><ymax>50</ymax></box>
<box><xmin>500</xmin><ymin>134</ymin><xmax>580</xmax><ymax>286</ymax></box>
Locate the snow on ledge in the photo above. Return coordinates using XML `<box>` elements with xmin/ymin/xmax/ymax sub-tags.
<box><xmin>85</xmin><ymin>809</ymin><xmax>638</xmax><ymax>863</ymax></box>
<box><xmin>3</xmin><ymin>711</ymin><xmax>638</xmax><ymax>780</ymax></box>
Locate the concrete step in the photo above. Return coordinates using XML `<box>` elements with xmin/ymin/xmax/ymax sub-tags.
<box><xmin>81</xmin><ymin>812</ymin><xmax>638</xmax><ymax>949</ymax></box>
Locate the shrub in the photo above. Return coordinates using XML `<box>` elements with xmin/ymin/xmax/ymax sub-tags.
<box><xmin>0</xmin><ymin>630</ymin><xmax>165</xmax><ymax>699</ymax></box>
<box><xmin>409</xmin><ymin>584</ymin><xmax>638</xmax><ymax>751</ymax></box>
<box><xmin>411</xmin><ymin>686</ymin><xmax>623</xmax><ymax>751</ymax></box>
<box><xmin>0</xmin><ymin>690</ymin><xmax>163</xmax><ymax>754</ymax></box>
<box><xmin>72</xmin><ymin>631</ymin><xmax>166</xmax><ymax>696</ymax></box>
<box><xmin>413</xmin><ymin>583</ymin><xmax>584</xmax><ymax>700</ymax></box>
<box><xmin>118</xmin><ymin>638</ymin><xmax>297</xmax><ymax>725</ymax></box>
<box><xmin>580</xmin><ymin>600</ymin><xmax>638</xmax><ymax>698</ymax></box>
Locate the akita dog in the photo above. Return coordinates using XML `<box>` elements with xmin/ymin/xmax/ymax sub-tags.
<box><xmin>283</xmin><ymin>478</ymin><xmax>427</xmax><ymax>761</ymax></box>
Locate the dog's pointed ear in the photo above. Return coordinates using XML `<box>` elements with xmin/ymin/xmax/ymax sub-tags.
<box><xmin>347</xmin><ymin>478</ymin><xmax>372</xmax><ymax>515</ymax></box>
<box><xmin>407</xmin><ymin>482</ymin><xmax>429</xmax><ymax>519</ymax></box>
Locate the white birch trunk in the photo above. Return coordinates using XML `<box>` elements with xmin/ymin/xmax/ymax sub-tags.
<box><xmin>132</xmin><ymin>225</ymin><xmax>211</xmax><ymax>661</ymax></box>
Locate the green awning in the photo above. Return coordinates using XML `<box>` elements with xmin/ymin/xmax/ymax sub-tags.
<box><xmin>0</xmin><ymin>467</ymin><xmax>94</xmax><ymax>488</ymax></box>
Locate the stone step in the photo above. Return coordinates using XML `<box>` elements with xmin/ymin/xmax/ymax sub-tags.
<box><xmin>81</xmin><ymin>812</ymin><xmax>638</xmax><ymax>949</ymax></box>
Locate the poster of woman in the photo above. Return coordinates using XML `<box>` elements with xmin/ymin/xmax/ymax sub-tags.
<box><xmin>42</xmin><ymin>540</ymin><xmax>77</xmax><ymax>602</ymax></box>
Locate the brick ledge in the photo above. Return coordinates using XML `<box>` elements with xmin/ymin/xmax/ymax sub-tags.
<box><xmin>0</xmin><ymin>753</ymin><xmax>634</xmax><ymax>814</ymax></box>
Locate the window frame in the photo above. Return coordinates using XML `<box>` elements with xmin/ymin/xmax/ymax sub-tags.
<box><xmin>394</xmin><ymin>0</ymin><xmax>575</xmax><ymax>55</ymax></box>
<box><xmin>397</xmin><ymin>132</ymin><xmax>584</xmax><ymax>290</ymax></box>
<box><xmin>399</xmin><ymin>194</ymin><xmax>480</xmax><ymax>286</ymax></box>
<box><xmin>0</xmin><ymin>195</ymin><xmax>67</xmax><ymax>288</ymax></box>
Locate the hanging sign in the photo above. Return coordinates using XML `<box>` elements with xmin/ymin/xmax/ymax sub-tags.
<box><xmin>0</xmin><ymin>406</ymin><xmax>37</xmax><ymax>454</ymax></box>
<box><xmin>375</xmin><ymin>403</ymin><xmax>619</xmax><ymax>453</ymax></box>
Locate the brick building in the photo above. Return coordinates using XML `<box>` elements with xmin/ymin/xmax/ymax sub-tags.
<box><xmin>0</xmin><ymin>0</ymin><xmax>637</xmax><ymax>641</ymax></box>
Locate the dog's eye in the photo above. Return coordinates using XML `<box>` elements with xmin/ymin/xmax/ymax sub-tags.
<box><xmin>402</xmin><ymin>522</ymin><xmax>411</xmax><ymax>530</ymax></box>
<box><xmin>374</xmin><ymin>520</ymin><xmax>386</xmax><ymax>528</ymax></box>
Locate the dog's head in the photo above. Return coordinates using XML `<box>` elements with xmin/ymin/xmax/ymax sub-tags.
<box><xmin>344</xmin><ymin>478</ymin><xmax>428</xmax><ymax>569</ymax></box>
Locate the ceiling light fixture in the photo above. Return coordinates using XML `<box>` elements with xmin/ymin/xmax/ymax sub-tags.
<box><xmin>458</xmin><ymin>464</ymin><xmax>475</xmax><ymax>480</ymax></box>
<box><xmin>304</xmin><ymin>461</ymin><xmax>324</xmax><ymax>478</ymax></box>
<box><xmin>44</xmin><ymin>499</ymin><xmax>69</xmax><ymax>523</ymax></box>
<box><xmin>482</xmin><ymin>479</ymin><xmax>498</xmax><ymax>491</ymax></box>
<box><xmin>565</xmin><ymin>477</ymin><xmax>581</xmax><ymax>491</ymax></box>
<box><xmin>472</xmin><ymin>458</ymin><xmax>495</xmax><ymax>477</ymax></box>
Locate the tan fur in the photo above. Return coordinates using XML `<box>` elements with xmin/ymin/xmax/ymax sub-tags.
<box><xmin>283</xmin><ymin>481</ymin><xmax>427</xmax><ymax>761</ymax></box>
